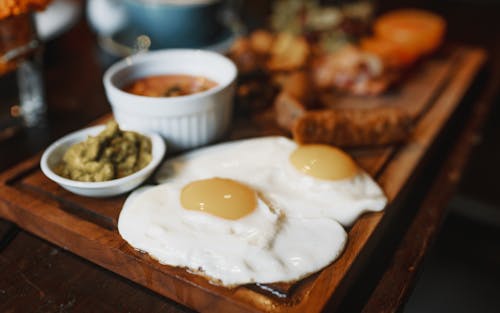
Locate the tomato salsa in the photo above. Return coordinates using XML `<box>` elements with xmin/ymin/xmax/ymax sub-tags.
<box><xmin>123</xmin><ymin>74</ymin><xmax>218</xmax><ymax>97</ymax></box>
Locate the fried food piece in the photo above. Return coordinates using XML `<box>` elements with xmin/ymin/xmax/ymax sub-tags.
<box><xmin>374</xmin><ymin>9</ymin><xmax>446</xmax><ymax>55</ymax></box>
<box><xmin>267</xmin><ymin>33</ymin><xmax>310</xmax><ymax>71</ymax></box>
<box><xmin>236</xmin><ymin>77</ymin><xmax>277</xmax><ymax>113</ymax></box>
<box><xmin>274</xmin><ymin>88</ymin><xmax>413</xmax><ymax>146</ymax></box>
<box><xmin>228</xmin><ymin>37</ymin><xmax>260</xmax><ymax>74</ymax></box>
<box><xmin>274</xmin><ymin>91</ymin><xmax>308</xmax><ymax>130</ymax></box>
<box><xmin>292</xmin><ymin>107</ymin><xmax>413</xmax><ymax>147</ymax></box>
<box><xmin>273</xmin><ymin>70</ymin><xmax>317</xmax><ymax>129</ymax></box>
<box><xmin>250</xmin><ymin>30</ymin><xmax>274</xmax><ymax>55</ymax></box>
<box><xmin>279</xmin><ymin>71</ymin><xmax>314</xmax><ymax>103</ymax></box>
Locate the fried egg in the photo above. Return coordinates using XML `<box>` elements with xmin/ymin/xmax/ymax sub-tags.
<box><xmin>118</xmin><ymin>178</ymin><xmax>346</xmax><ymax>286</ymax></box>
<box><xmin>155</xmin><ymin>136</ymin><xmax>387</xmax><ymax>226</ymax></box>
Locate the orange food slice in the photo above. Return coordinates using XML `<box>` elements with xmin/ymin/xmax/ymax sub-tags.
<box><xmin>374</xmin><ymin>9</ymin><xmax>446</xmax><ymax>55</ymax></box>
<box><xmin>360</xmin><ymin>37</ymin><xmax>419</xmax><ymax>68</ymax></box>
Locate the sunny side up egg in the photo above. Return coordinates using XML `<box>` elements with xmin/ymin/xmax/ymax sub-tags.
<box><xmin>155</xmin><ymin>136</ymin><xmax>387</xmax><ymax>226</ymax></box>
<box><xmin>118</xmin><ymin>179</ymin><xmax>346</xmax><ymax>286</ymax></box>
<box><xmin>118</xmin><ymin>137</ymin><xmax>387</xmax><ymax>286</ymax></box>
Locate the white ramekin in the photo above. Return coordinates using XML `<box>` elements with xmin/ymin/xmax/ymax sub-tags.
<box><xmin>40</xmin><ymin>125</ymin><xmax>166</xmax><ymax>198</ymax></box>
<box><xmin>103</xmin><ymin>49</ymin><xmax>237</xmax><ymax>151</ymax></box>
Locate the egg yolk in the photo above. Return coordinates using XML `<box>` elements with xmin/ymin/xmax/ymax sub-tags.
<box><xmin>180</xmin><ymin>178</ymin><xmax>257</xmax><ymax>220</ymax></box>
<box><xmin>290</xmin><ymin>144</ymin><xmax>358</xmax><ymax>180</ymax></box>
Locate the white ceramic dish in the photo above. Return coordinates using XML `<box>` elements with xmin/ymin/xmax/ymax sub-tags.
<box><xmin>103</xmin><ymin>49</ymin><xmax>237</xmax><ymax>151</ymax></box>
<box><xmin>40</xmin><ymin>125</ymin><xmax>166</xmax><ymax>198</ymax></box>
<box><xmin>35</xmin><ymin>0</ymin><xmax>82</xmax><ymax>41</ymax></box>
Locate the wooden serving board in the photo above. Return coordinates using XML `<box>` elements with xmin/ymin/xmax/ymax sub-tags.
<box><xmin>0</xmin><ymin>46</ymin><xmax>485</xmax><ymax>313</ymax></box>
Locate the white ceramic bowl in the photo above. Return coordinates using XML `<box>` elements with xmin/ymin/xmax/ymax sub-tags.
<box><xmin>103</xmin><ymin>49</ymin><xmax>237</xmax><ymax>151</ymax></box>
<box><xmin>40</xmin><ymin>125</ymin><xmax>166</xmax><ymax>198</ymax></box>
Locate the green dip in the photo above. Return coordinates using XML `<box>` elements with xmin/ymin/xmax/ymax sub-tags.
<box><xmin>55</xmin><ymin>121</ymin><xmax>152</xmax><ymax>182</ymax></box>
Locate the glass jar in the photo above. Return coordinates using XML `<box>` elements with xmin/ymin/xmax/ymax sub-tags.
<box><xmin>0</xmin><ymin>12</ymin><xmax>45</xmax><ymax>135</ymax></box>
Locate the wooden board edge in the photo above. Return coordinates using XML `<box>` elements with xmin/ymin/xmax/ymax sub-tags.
<box><xmin>361</xmin><ymin>47</ymin><xmax>490</xmax><ymax>313</ymax></box>
<box><xmin>379</xmin><ymin>48</ymin><xmax>487</xmax><ymax>199</ymax></box>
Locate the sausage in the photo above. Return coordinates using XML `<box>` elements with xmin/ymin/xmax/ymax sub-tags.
<box><xmin>292</xmin><ymin>107</ymin><xmax>413</xmax><ymax>147</ymax></box>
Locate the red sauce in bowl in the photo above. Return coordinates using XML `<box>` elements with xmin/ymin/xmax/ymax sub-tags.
<box><xmin>123</xmin><ymin>74</ymin><xmax>218</xmax><ymax>97</ymax></box>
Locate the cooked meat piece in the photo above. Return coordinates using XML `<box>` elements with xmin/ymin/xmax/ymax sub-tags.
<box><xmin>271</xmin><ymin>70</ymin><xmax>316</xmax><ymax>104</ymax></box>
<box><xmin>267</xmin><ymin>33</ymin><xmax>310</xmax><ymax>71</ymax></box>
<box><xmin>250</xmin><ymin>30</ymin><xmax>274</xmax><ymax>55</ymax></box>
<box><xmin>346</xmin><ymin>73</ymin><xmax>398</xmax><ymax>95</ymax></box>
<box><xmin>292</xmin><ymin>107</ymin><xmax>413</xmax><ymax>147</ymax></box>
<box><xmin>311</xmin><ymin>45</ymin><xmax>393</xmax><ymax>95</ymax></box>
<box><xmin>229</xmin><ymin>38</ymin><xmax>261</xmax><ymax>74</ymax></box>
<box><xmin>281</xmin><ymin>71</ymin><xmax>314</xmax><ymax>103</ymax></box>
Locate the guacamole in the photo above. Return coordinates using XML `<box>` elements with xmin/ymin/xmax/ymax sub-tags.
<box><xmin>56</xmin><ymin>121</ymin><xmax>152</xmax><ymax>182</ymax></box>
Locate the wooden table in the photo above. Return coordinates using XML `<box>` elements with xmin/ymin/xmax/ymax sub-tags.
<box><xmin>0</xmin><ymin>1</ymin><xmax>498</xmax><ymax>312</ymax></box>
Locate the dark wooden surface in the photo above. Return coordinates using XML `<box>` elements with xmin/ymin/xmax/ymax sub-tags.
<box><xmin>0</xmin><ymin>1</ymin><xmax>498</xmax><ymax>313</ymax></box>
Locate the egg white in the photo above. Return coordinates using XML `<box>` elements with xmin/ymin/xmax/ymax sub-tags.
<box><xmin>118</xmin><ymin>183</ymin><xmax>347</xmax><ymax>286</ymax></box>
